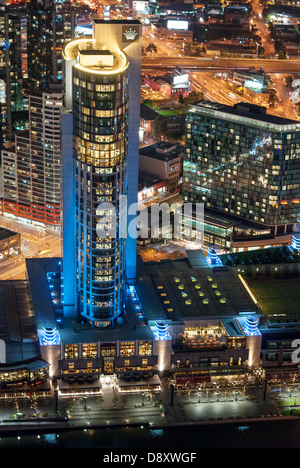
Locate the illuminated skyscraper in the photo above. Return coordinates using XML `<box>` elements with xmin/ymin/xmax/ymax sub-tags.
<box><xmin>27</xmin><ymin>0</ymin><xmax>76</xmax><ymax>93</ymax></box>
<box><xmin>61</xmin><ymin>20</ymin><xmax>142</xmax><ymax>326</ymax></box>
<box><xmin>0</xmin><ymin>3</ymin><xmax>28</xmax><ymax>144</ymax></box>
<box><xmin>183</xmin><ymin>101</ymin><xmax>300</xmax><ymax>250</ymax></box>
<box><xmin>1</xmin><ymin>93</ymin><xmax>62</xmax><ymax>227</ymax></box>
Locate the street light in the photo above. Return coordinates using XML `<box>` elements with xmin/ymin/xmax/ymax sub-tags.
<box><xmin>198</xmin><ymin>388</ymin><xmax>201</xmax><ymax>404</ymax></box>
<box><xmin>142</xmin><ymin>392</ymin><xmax>145</xmax><ymax>406</ymax></box>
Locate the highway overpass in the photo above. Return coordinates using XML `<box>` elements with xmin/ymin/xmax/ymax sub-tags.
<box><xmin>142</xmin><ymin>56</ymin><xmax>300</xmax><ymax>74</ymax></box>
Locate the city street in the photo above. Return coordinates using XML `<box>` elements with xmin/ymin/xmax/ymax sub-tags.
<box><xmin>0</xmin><ymin>215</ymin><xmax>61</xmax><ymax>280</ymax></box>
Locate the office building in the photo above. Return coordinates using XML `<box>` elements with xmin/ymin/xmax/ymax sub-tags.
<box><xmin>61</xmin><ymin>20</ymin><xmax>142</xmax><ymax>326</ymax></box>
<box><xmin>139</xmin><ymin>142</ymin><xmax>183</xmax><ymax>184</ymax></box>
<box><xmin>0</xmin><ymin>3</ymin><xmax>28</xmax><ymax>145</ymax></box>
<box><xmin>1</xmin><ymin>93</ymin><xmax>62</xmax><ymax>227</ymax></box>
<box><xmin>27</xmin><ymin>0</ymin><xmax>76</xmax><ymax>94</ymax></box>
<box><xmin>183</xmin><ymin>101</ymin><xmax>300</xmax><ymax>251</ymax></box>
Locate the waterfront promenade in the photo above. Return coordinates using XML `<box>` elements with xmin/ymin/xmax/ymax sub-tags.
<box><xmin>0</xmin><ymin>376</ymin><xmax>299</xmax><ymax>435</ymax></box>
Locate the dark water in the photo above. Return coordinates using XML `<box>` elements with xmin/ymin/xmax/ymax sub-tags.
<box><xmin>0</xmin><ymin>421</ymin><xmax>299</xmax><ymax>448</ymax></box>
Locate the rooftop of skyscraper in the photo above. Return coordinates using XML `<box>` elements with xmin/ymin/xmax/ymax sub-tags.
<box><xmin>189</xmin><ymin>100</ymin><xmax>300</xmax><ymax>128</ymax></box>
<box><xmin>63</xmin><ymin>38</ymin><xmax>129</xmax><ymax>74</ymax></box>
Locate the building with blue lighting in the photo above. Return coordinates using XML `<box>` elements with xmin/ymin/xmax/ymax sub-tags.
<box><xmin>19</xmin><ymin>251</ymin><xmax>265</xmax><ymax>394</ymax></box>
<box><xmin>61</xmin><ymin>20</ymin><xmax>142</xmax><ymax>327</ymax></box>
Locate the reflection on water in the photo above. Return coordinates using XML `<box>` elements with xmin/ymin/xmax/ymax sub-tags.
<box><xmin>0</xmin><ymin>422</ymin><xmax>300</xmax><ymax>448</ymax></box>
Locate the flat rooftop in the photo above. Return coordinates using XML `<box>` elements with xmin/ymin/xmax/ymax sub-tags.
<box><xmin>0</xmin><ymin>228</ymin><xmax>18</xmax><ymax>241</ymax></box>
<box><xmin>25</xmin><ymin>258</ymin><xmax>60</xmax><ymax>331</ymax></box>
<box><xmin>26</xmin><ymin>258</ymin><xmax>155</xmax><ymax>345</ymax></box>
<box><xmin>140</xmin><ymin>142</ymin><xmax>183</xmax><ymax>162</ymax></box>
<box><xmin>136</xmin><ymin>254</ymin><xmax>259</xmax><ymax>323</ymax></box>
<box><xmin>189</xmin><ymin>100</ymin><xmax>300</xmax><ymax>129</ymax></box>
<box><xmin>58</xmin><ymin>314</ymin><xmax>155</xmax><ymax>345</ymax></box>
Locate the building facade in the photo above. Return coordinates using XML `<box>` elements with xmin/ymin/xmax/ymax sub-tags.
<box><xmin>1</xmin><ymin>93</ymin><xmax>62</xmax><ymax>227</ymax></box>
<box><xmin>0</xmin><ymin>3</ymin><xmax>28</xmax><ymax>145</ymax></box>
<box><xmin>61</xmin><ymin>20</ymin><xmax>142</xmax><ymax>326</ymax></box>
<box><xmin>27</xmin><ymin>0</ymin><xmax>76</xmax><ymax>94</ymax></box>
<box><xmin>139</xmin><ymin>142</ymin><xmax>183</xmax><ymax>184</ymax></box>
<box><xmin>183</xmin><ymin>101</ymin><xmax>300</xmax><ymax>251</ymax></box>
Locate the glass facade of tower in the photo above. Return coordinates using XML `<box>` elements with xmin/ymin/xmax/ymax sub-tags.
<box><xmin>27</xmin><ymin>0</ymin><xmax>76</xmax><ymax>93</ymax></box>
<box><xmin>183</xmin><ymin>102</ymin><xmax>300</xmax><ymax>230</ymax></box>
<box><xmin>72</xmin><ymin>64</ymin><xmax>129</xmax><ymax>325</ymax></box>
<box><xmin>1</xmin><ymin>93</ymin><xmax>62</xmax><ymax>226</ymax></box>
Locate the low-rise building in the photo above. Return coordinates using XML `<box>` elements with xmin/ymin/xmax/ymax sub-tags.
<box><xmin>20</xmin><ymin>252</ymin><xmax>264</xmax><ymax>395</ymax></box>
<box><xmin>139</xmin><ymin>142</ymin><xmax>183</xmax><ymax>184</ymax></box>
<box><xmin>0</xmin><ymin>228</ymin><xmax>21</xmax><ymax>261</ymax></box>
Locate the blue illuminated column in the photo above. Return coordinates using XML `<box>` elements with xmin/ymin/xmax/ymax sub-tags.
<box><xmin>154</xmin><ymin>320</ymin><xmax>171</xmax><ymax>341</ymax></box>
<box><xmin>153</xmin><ymin>320</ymin><xmax>172</xmax><ymax>373</ymax></box>
<box><xmin>244</xmin><ymin>316</ymin><xmax>260</xmax><ymax>336</ymax></box>
<box><xmin>292</xmin><ymin>234</ymin><xmax>300</xmax><ymax>251</ymax></box>
<box><xmin>42</xmin><ymin>325</ymin><xmax>58</xmax><ymax>345</ymax></box>
<box><xmin>207</xmin><ymin>245</ymin><xmax>223</xmax><ymax>266</ymax></box>
<box><xmin>241</xmin><ymin>315</ymin><xmax>262</xmax><ymax>368</ymax></box>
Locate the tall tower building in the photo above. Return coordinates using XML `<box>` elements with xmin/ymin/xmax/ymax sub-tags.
<box><xmin>0</xmin><ymin>3</ymin><xmax>28</xmax><ymax>145</ymax></box>
<box><xmin>1</xmin><ymin>93</ymin><xmax>62</xmax><ymax>227</ymax></box>
<box><xmin>61</xmin><ymin>20</ymin><xmax>142</xmax><ymax>326</ymax></box>
<box><xmin>1</xmin><ymin>0</ymin><xmax>78</xmax><ymax>226</ymax></box>
<box><xmin>27</xmin><ymin>0</ymin><xmax>76</xmax><ymax>94</ymax></box>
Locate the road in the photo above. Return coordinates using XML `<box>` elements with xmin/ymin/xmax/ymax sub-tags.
<box><xmin>270</xmin><ymin>73</ymin><xmax>298</xmax><ymax>120</ymax></box>
<box><xmin>0</xmin><ymin>215</ymin><xmax>61</xmax><ymax>280</ymax></box>
<box><xmin>142</xmin><ymin>57</ymin><xmax>300</xmax><ymax>74</ymax></box>
<box><xmin>251</xmin><ymin>0</ymin><xmax>276</xmax><ymax>59</ymax></box>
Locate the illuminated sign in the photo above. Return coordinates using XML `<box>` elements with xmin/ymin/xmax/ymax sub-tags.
<box><xmin>244</xmin><ymin>80</ymin><xmax>264</xmax><ymax>90</ymax></box>
<box><xmin>133</xmin><ymin>1</ymin><xmax>149</xmax><ymax>13</ymax></box>
<box><xmin>75</xmin><ymin>25</ymin><xmax>93</xmax><ymax>37</ymax></box>
<box><xmin>173</xmin><ymin>73</ymin><xmax>189</xmax><ymax>85</ymax></box>
<box><xmin>167</xmin><ymin>20</ymin><xmax>189</xmax><ymax>31</ymax></box>
<box><xmin>122</xmin><ymin>25</ymin><xmax>140</xmax><ymax>43</ymax></box>
<box><xmin>0</xmin><ymin>340</ymin><xmax>5</xmax><ymax>364</ymax></box>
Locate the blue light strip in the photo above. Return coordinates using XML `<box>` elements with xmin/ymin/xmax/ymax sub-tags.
<box><xmin>42</xmin><ymin>325</ymin><xmax>58</xmax><ymax>345</ymax></box>
<box><xmin>206</xmin><ymin>245</ymin><xmax>223</xmax><ymax>266</ymax></box>
<box><xmin>244</xmin><ymin>316</ymin><xmax>260</xmax><ymax>336</ymax></box>
<box><xmin>292</xmin><ymin>234</ymin><xmax>300</xmax><ymax>251</ymax></box>
<box><xmin>153</xmin><ymin>319</ymin><xmax>171</xmax><ymax>341</ymax></box>
<box><xmin>127</xmin><ymin>285</ymin><xmax>146</xmax><ymax>320</ymax></box>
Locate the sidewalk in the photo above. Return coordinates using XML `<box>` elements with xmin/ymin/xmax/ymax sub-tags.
<box><xmin>0</xmin><ymin>377</ymin><xmax>298</xmax><ymax>432</ymax></box>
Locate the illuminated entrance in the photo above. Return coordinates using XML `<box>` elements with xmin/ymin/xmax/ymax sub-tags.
<box><xmin>103</xmin><ymin>359</ymin><xmax>114</xmax><ymax>375</ymax></box>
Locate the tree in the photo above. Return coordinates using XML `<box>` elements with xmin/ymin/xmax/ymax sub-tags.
<box><xmin>112</xmin><ymin>396</ymin><xmax>119</xmax><ymax>408</ymax></box>
<box><xmin>97</xmin><ymin>396</ymin><xmax>104</xmax><ymax>408</ymax></box>
<box><xmin>122</xmin><ymin>397</ymin><xmax>128</xmax><ymax>408</ymax></box>
<box><xmin>285</xmin><ymin>76</ymin><xmax>293</xmax><ymax>88</ymax></box>
<box><xmin>153</xmin><ymin>114</ymin><xmax>168</xmax><ymax>140</ymax></box>
<box><xmin>143</xmin><ymin>99</ymin><xmax>153</xmax><ymax>108</ymax></box>
<box><xmin>183</xmin><ymin>91</ymin><xmax>203</xmax><ymax>104</ymax></box>
<box><xmin>146</xmin><ymin>43</ymin><xmax>157</xmax><ymax>54</ymax></box>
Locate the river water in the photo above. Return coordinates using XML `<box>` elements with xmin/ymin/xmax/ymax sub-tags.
<box><xmin>0</xmin><ymin>420</ymin><xmax>299</xmax><ymax>448</ymax></box>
